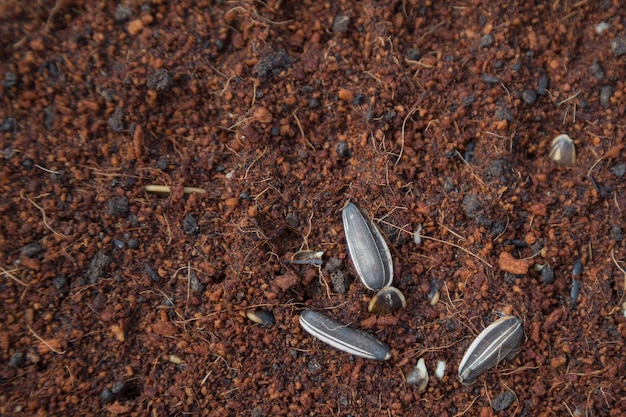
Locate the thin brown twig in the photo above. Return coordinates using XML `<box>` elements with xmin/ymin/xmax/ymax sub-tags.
<box><xmin>27</xmin><ymin>324</ymin><xmax>65</xmax><ymax>354</ymax></box>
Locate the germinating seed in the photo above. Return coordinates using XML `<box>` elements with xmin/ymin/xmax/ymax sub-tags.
<box><xmin>458</xmin><ymin>316</ymin><xmax>524</xmax><ymax>384</ymax></box>
<box><xmin>405</xmin><ymin>358</ymin><xmax>429</xmax><ymax>392</ymax></box>
<box><xmin>299</xmin><ymin>309</ymin><xmax>391</xmax><ymax>361</ymax></box>
<box><xmin>342</xmin><ymin>202</ymin><xmax>393</xmax><ymax>290</ymax></box>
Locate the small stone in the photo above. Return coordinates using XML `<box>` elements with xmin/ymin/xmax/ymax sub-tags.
<box><xmin>406</xmin><ymin>48</ymin><xmax>421</xmax><ymax>61</ymax></box>
<box><xmin>0</xmin><ymin>117</ymin><xmax>16</xmax><ymax>132</ymax></box>
<box><xmin>127</xmin><ymin>239</ymin><xmax>140</xmax><ymax>249</ymax></box>
<box><xmin>182</xmin><ymin>214</ymin><xmax>199</xmax><ymax>235</ymax></box>
<box><xmin>87</xmin><ymin>251</ymin><xmax>112</xmax><ymax>283</ymax></box>
<box><xmin>610</xmin><ymin>36</ymin><xmax>626</xmax><ymax>57</ymax></box>
<box><xmin>3</xmin><ymin>72</ymin><xmax>17</xmax><ymax>88</ymax></box>
<box><xmin>53</xmin><ymin>275</ymin><xmax>68</xmax><ymax>289</ymax></box>
<box><xmin>107</xmin><ymin>196</ymin><xmax>129</xmax><ymax>216</ymax></box>
<box><xmin>480</xmin><ymin>34</ymin><xmax>495</xmax><ymax>48</ymax></box>
<box><xmin>541</xmin><ymin>265</ymin><xmax>554</xmax><ymax>284</ymax></box>
<box><xmin>107</xmin><ymin>108</ymin><xmax>125</xmax><ymax>133</ymax></box>
<box><xmin>9</xmin><ymin>352</ymin><xmax>25</xmax><ymax>368</ymax></box>
<box><xmin>521</xmin><ymin>89</ymin><xmax>537</xmax><ymax>105</ymax></box>
<box><xmin>332</xmin><ymin>15</ymin><xmax>350</xmax><ymax>33</ymax></box>
<box><xmin>100</xmin><ymin>388</ymin><xmax>115</xmax><ymax>404</ymax></box>
<box><xmin>495</xmin><ymin>107</ymin><xmax>513</xmax><ymax>122</ymax></box>
<box><xmin>336</xmin><ymin>141</ymin><xmax>350</xmax><ymax>158</ymax></box>
<box><xmin>114</xmin><ymin>4</ymin><xmax>132</xmax><ymax>22</ymax></box>
<box><xmin>482</xmin><ymin>75</ymin><xmax>500</xmax><ymax>84</ymax></box>
<box><xmin>498</xmin><ymin>251</ymin><xmax>530</xmax><ymax>275</ymax></box>
<box><xmin>589</xmin><ymin>60</ymin><xmax>605</xmax><ymax>80</ymax></box>
<box><xmin>600</xmin><ymin>86</ymin><xmax>611</xmax><ymax>108</ymax></box>
<box><xmin>146</xmin><ymin>69</ymin><xmax>173</xmax><ymax>91</ymax></box>
<box><xmin>492</xmin><ymin>391</ymin><xmax>516</xmax><ymax>412</ymax></box>
<box><xmin>308</xmin><ymin>98</ymin><xmax>320</xmax><ymax>108</ymax></box>
<box><xmin>611</xmin><ymin>225</ymin><xmax>623</xmax><ymax>242</ymax></box>
<box><xmin>611</xmin><ymin>164</ymin><xmax>626</xmax><ymax>178</ymax></box>
<box><xmin>537</xmin><ymin>73</ymin><xmax>550</xmax><ymax>96</ymax></box>
<box><xmin>21</xmin><ymin>242</ymin><xmax>43</xmax><ymax>257</ymax></box>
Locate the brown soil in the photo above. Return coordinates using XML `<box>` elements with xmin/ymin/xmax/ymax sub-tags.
<box><xmin>1</xmin><ymin>1</ymin><xmax>625</xmax><ymax>416</ymax></box>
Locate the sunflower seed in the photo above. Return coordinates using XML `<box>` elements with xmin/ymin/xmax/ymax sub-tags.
<box><xmin>549</xmin><ymin>134</ymin><xmax>576</xmax><ymax>166</ymax></box>
<box><xmin>458</xmin><ymin>316</ymin><xmax>524</xmax><ymax>384</ymax></box>
<box><xmin>342</xmin><ymin>202</ymin><xmax>393</xmax><ymax>290</ymax></box>
<box><xmin>368</xmin><ymin>286</ymin><xmax>406</xmax><ymax>315</ymax></box>
<box><xmin>299</xmin><ymin>309</ymin><xmax>391</xmax><ymax>361</ymax></box>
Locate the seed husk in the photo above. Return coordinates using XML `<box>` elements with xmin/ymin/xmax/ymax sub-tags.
<box><xmin>368</xmin><ymin>286</ymin><xmax>406</xmax><ymax>315</ymax></box>
<box><xmin>549</xmin><ymin>134</ymin><xmax>576</xmax><ymax>166</ymax></box>
<box><xmin>458</xmin><ymin>316</ymin><xmax>524</xmax><ymax>384</ymax></box>
<box><xmin>299</xmin><ymin>309</ymin><xmax>391</xmax><ymax>361</ymax></box>
<box><xmin>342</xmin><ymin>202</ymin><xmax>393</xmax><ymax>290</ymax></box>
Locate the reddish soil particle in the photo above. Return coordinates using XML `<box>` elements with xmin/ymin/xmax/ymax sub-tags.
<box><xmin>1</xmin><ymin>0</ymin><xmax>626</xmax><ymax>416</ymax></box>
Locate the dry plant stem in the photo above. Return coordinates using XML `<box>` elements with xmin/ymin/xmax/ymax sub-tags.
<box><xmin>610</xmin><ymin>249</ymin><xmax>626</xmax><ymax>308</ymax></box>
<box><xmin>27</xmin><ymin>324</ymin><xmax>65</xmax><ymax>355</ymax></box>
<box><xmin>144</xmin><ymin>185</ymin><xmax>207</xmax><ymax>194</ymax></box>
<box><xmin>0</xmin><ymin>265</ymin><xmax>28</xmax><ymax>286</ymax></box>
<box><xmin>19</xmin><ymin>190</ymin><xmax>68</xmax><ymax>238</ymax></box>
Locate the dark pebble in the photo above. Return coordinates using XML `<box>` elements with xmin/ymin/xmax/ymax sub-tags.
<box><xmin>611</xmin><ymin>164</ymin><xmax>625</xmax><ymax>178</ymax></box>
<box><xmin>572</xmin><ymin>259</ymin><xmax>583</xmax><ymax>276</ymax></box>
<box><xmin>9</xmin><ymin>352</ymin><xmax>25</xmax><ymax>368</ymax></box>
<box><xmin>113</xmin><ymin>239</ymin><xmax>125</xmax><ymax>249</ymax></box>
<box><xmin>495</xmin><ymin>107</ymin><xmax>513</xmax><ymax>122</ymax></box>
<box><xmin>308</xmin><ymin>98</ymin><xmax>320</xmax><ymax>108</ymax></box>
<box><xmin>270</xmin><ymin>126</ymin><xmax>280</xmax><ymax>136</ymax></box>
<box><xmin>100</xmin><ymin>388</ymin><xmax>115</xmax><ymax>404</ymax></box>
<box><xmin>111</xmin><ymin>381</ymin><xmax>126</xmax><ymax>395</ymax></box>
<box><xmin>353</xmin><ymin>93</ymin><xmax>366</xmax><ymax>105</ymax></box>
<box><xmin>612</xmin><ymin>225</ymin><xmax>624</xmax><ymax>242</ymax></box>
<box><xmin>22</xmin><ymin>158</ymin><xmax>33</xmax><ymax>169</ymax></box>
<box><xmin>285</xmin><ymin>212</ymin><xmax>299</xmax><ymax>228</ymax></box>
<box><xmin>43</xmin><ymin>105</ymin><xmax>55</xmax><ymax>130</ymax></box>
<box><xmin>3</xmin><ymin>72</ymin><xmax>17</xmax><ymax>88</ymax></box>
<box><xmin>600</xmin><ymin>86</ymin><xmax>612</xmax><ymax>108</ymax></box>
<box><xmin>512</xmin><ymin>62</ymin><xmax>523</xmax><ymax>72</ymax></box>
<box><xmin>107</xmin><ymin>196</ymin><xmax>129</xmax><ymax>216</ymax></box>
<box><xmin>255</xmin><ymin>49</ymin><xmax>291</xmax><ymax>78</ymax></box>
<box><xmin>147</xmin><ymin>69</ymin><xmax>174</xmax><ymax>91</ymax></box>
<box><xmin>0</xmin><ymin>117</ymin><xmax>16</xmax><ymax>132</ymax></box>
<box><xmin>541</xmin><ymin>265</ymin><xmax>554</xmax><ymax>284</ymax></box>
<box><xmin>406</xmin><ymin>48</ymin><xmax>421</xmax><ymax>61</ymax></box>
<box><xmin>107</xmin><ymin>108</ymin><xmax>126</xmax><ymax>133</ymax></box>
<box><xmin>462</xmin><ymin>95</ymin><xmax>474</xmax><ymax>107</ymax></box>
<box><xmin>480</xmin><ymin>34</ymin><xmax>495</xmax><ymax>48</ymax></box>
<box><xmin>182</xmin><ymin>213</ymin><xmax>199</xmax><ymax>235</ymax></box>
<box><xmin>114</xmin><ymin>4</ymin><xmax>132</xmax><ymax>21</ymax></box>
<box><xmin>571</xmin><ymin>279</ymin><xmax>581</xmax><ymax>303</ymax></box>
<box><xmin>462</xmin><ymin>194</ymin><xmax>492</xmax><ymax>227</ymax></box>
<box><xmin>482</xmin><ymin>75</ymin><xmax>500</xmax><ymax>83</ymax></box>
<box><xmin>336</xmin><ymin>141</ymin><xmax>350</xmax><ymax>158</ymax></box>
<box><xmin>87</xmin><ymin>251</ymin><xmax>112</xmax><ymax>283</ymax></box>
<box><xmin>521</xmin><ymin>89</ymin><xmax>537</xmax><ymax>105</ymax></box>
<box><xmin>127</xmin><ymin>238</ymin><xmax>139</xmax><ymax>249</ymax></box>
<box><xmin>53</xmin><ymin>275</ymin><xmax>68</xmax><ymax>289</ymax></box>
<box><xmin>330</xmin><ymin>270</ymin><xmax>348</xmax><ymax>294</ymax></box>
<box><xmin>332</xmin><ymin>15</ymin><xmax>350</xmax><ymax>33</ymax></box>
<box><xmin>21</xmin><ymin>242</ymin><xmax>43</xmax><ymax>257</ymax></box>
<box><xmin>610</xmin><ymin>36</ymin><xmax>626</xmax><ymax>57</ymax></box>
<box><xmin>589</xmin><ymin>60</ymin><xmax>605</xmax><ymax>80</ymax></box>
<box><xmin>145</xmin><ymin>264</ymin><xmax>160</xmax><ymax>282</ymax></box>
<box><xmin>537</xmin><ymin>73</ymin><xmax>550</xmax><ymax>96</ymax></box>
<box><xmin>492</xmin><ymin>391</ymin><xmax>516</xmax><ymax>412</ymax></box>
<box><xmin>155</xmin><ymin>156</ymin><xmax>169</xmax><ymax>170</ymax></box>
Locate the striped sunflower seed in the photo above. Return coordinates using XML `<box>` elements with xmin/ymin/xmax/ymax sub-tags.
<box><xmin>299</xmin><ymin>309</ymin><xmax>391</xmax><ymax>361</ymax></box>
<box><xmin>342</xmin><ymin>202</ymin><xmax>393</xmax><ymax>290</ymax></box>
<box><xmin>458</xmin><ymin>316</ymin><xmax>524</xmax><ymax>384</ymax></box>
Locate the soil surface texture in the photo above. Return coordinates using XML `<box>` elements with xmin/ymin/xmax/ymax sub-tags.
<box><xmin>1</xmin><ymin>1</ymin><xmax>626</xmax><ymax>416</ymax></box>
